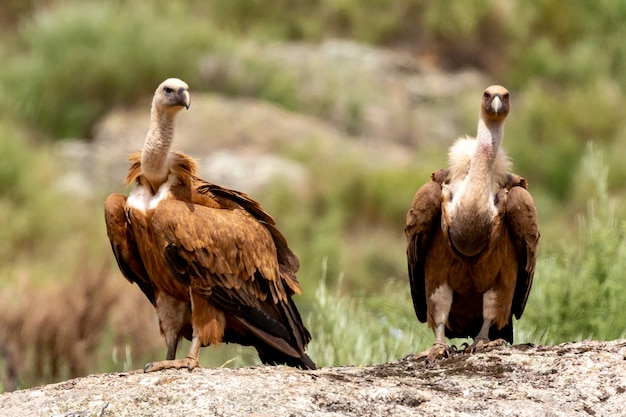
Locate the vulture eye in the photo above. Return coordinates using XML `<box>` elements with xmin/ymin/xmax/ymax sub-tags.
<box><xmin>483</xmin><ymin>92</ymin><xmax>490</xmax><ymax>100</ymax></box>
<box><xmin>503</xmin><ymin>93</ymin><xmax>510</xmax><ymax>100</ymax></box>
<box><xmin>163</xmin><ymin>87</ymin><xmax>173</xmax><ymax>94</ymax></box>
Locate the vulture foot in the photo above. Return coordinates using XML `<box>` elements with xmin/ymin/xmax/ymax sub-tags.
<box><xmin>465</xmin><ymin>338</ymin><xmax>508</xmax><ymax>354</ymax></box>
<box><xmin>408</xmin><ymin>343</ymin><xmax>455</xmax><ymax>363</ymax></box>
<box><xmin>143</xmin><ymin>356</ymin><xmax>199</xmax><ymax>373</ymax></box>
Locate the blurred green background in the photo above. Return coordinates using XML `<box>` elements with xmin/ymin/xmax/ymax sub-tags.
<box><xmin>1</xmin><ymin>0</ymin><xmax>626</xmax><ymax>391</ymax></box>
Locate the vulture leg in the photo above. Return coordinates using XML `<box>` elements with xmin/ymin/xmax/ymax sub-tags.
<box><xmin>411</xmin><ymin>283</ymin><xmax>455</xmax><ymax>362</ymax></box>
<box><xmin>159</xmin><ymin>295</ymin><xmax>190</xmax><ymax>358</ymax></box>
<box><xmin>466</xmin><ymin>289</ymin><xmax>507</xmax><ymax>353</ymax></box>
<box><xmin>143</xmin><ymin>294</ymin><xmax>193</xmax><ymax>372</ymax></box>
<box><xmin>144</xmin><ymin>291</ymin><xmax>225</xmax><ymax>373</ymax></box>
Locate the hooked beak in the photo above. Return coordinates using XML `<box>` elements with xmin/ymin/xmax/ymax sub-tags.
<box><xmin>179</xmin><ymin>89</ymin><xmax>190</xmax><ymax>110</ymax></box>
<box><xmin>490</xmin><ymin>95</ymin><xmax>502</xmax><ymax>115</ymax></box>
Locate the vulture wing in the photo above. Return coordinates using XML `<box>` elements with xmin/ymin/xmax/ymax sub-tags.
<box><xmin>505</xmin><ymin>180</ymin><xmax>540</xmax><ymax>319</ymax></box>
<box><xmin>199</xmin><ymin>183</ymin><xmax>301</xmax><ymax>293</ymax></box>
<box><xmin>104</xmin><ymin>193</ymin><xmax>156</xmax><ymax>306</ymax></box>
<box><xmin>405</xmin><ymin>169</ymin><xmax>448</xmax><ymax>323</ymax></box>
<box><xmin>151</xmin><ymin>196</ymin><xmax>312</xmax><ymax>366</ymax></box>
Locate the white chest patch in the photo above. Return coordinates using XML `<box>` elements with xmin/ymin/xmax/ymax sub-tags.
<box><xmin>126</xmin><ymin>175</ymin><xmax>177</xmax><ymax>212</ymax></box>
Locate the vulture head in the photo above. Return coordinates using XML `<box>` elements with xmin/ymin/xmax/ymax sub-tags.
<box><xmin>154</xmin><ymin>78</ymin><xmax>191</xmax><ymax>115</ymax></box>
<box><xmin>481</xmin><ymin>85</ymin><xmax>510</xmax><ymax>123</ymax></box>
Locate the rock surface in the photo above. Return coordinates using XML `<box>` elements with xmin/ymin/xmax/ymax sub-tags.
<box><xmin>1</xmin><ymin>340</ymin><xmax>624</xmax><ymax>417</ymax></box>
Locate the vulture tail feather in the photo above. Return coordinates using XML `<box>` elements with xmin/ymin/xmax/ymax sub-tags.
<box><xmin>257</xmin><ymin>348</ymin><xmax>316</xmax><ymax>370</ymax></box>
<box><xmin>234</xmin><ymin>314</ymin><xmax>316</xmax><ymax>369</ymax></box>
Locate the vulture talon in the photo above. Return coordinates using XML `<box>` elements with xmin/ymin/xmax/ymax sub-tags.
<box><xmin>142</xmin><ymin>357</ymin><xmax>199</xmax><ymax>373</ymax></box>
<box><xmin>410</xmin><ymin>343</ymin><xmax>453</xmax><ymax>364</ymax></box>
<box><xmin>185</xmin><ymin>357</ymin><xmax>199</xmax><ymax>371</ymax></box>
<box><xmin>143</xmin><ymin>362</ymin><xmax>155</xmax><ymax>373</ymax></box>
<box><xmin>469</xmin><ymin>338</ymin><xmax>508</xmax><ymax>354</ymax></box>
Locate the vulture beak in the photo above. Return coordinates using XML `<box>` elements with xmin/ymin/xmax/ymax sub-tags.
<box><xmin>179</xmin><ymin>89</ymin><xmax>190</xmax><ymax>110</ymax></box>
<box><xmin>490</xmin><ymin>95</ymin><xmax>502</xmax><ymax>115</ymax></box>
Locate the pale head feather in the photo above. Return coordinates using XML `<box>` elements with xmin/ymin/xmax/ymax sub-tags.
<box><xmin>153</xmin><ymin>78</ymin><xmax>191</xmax><ymax>112</ymax></box>
<box><xmin>481</xmin><ymin>85</ymin><xmax>510</xmax><ymax>122</ymax></box>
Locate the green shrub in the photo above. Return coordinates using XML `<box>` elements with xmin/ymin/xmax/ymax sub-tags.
<box><xmin>0</xmin><ymin>119</ymin><xmax>103</xmax><ymax>286</ymax></box>
<box><xmin>0</xmin><ymin>1</ymin><xmax>226</xmax><ymax>138</ymax></box>
<box><xmin>505</xmin><ymin>81</ymin><xmax>623</xmax><ymax>201</ymax></box>
<box><xmin>523</xmin><ymin>145</ymin><xmax>626</xmax><ymax>343</ymax></box>
<box><xmin>506</xmin><ymin>0</ymin><xmax>626</xmax><ymax>91</ymax></box>
<box><xmin>305</xmin><ymin>261</ymin><xmax>431</xmax><ymax>366</ymax></box>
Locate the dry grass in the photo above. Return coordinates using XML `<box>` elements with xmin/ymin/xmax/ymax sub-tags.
<box><xmin>0</xmin><ymin>257</ymin><xmax>162</xmax><ymax>391</ymax></box>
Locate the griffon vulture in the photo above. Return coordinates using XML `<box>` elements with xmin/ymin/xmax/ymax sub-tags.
<box><xmin>405</xmin><ymin>85</ymin><xmax>539</xmax><ymax>361</ymax></box>
<box><xmin>104</xmin><ymin>78</ymin><xmax>315</xmax><ymax>371</ymax></box>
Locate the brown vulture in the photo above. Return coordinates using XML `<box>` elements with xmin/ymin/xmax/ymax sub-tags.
<box><xmin>404</xmin><ymin>85</ymin><xmax>539</xmax><ymax>361</ymax></box>
<box><xmin>104</xmin><ymin>78</ymin><xmax>315</xmax><ymax>371</ymax></box>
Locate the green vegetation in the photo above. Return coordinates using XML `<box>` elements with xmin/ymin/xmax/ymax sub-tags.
<box><xmin>522</xmin><ymin>146</ymin><xmax>626</xmax><ymax>343</ymax></box>
<box><xmin>0</xmin><ymin>2</ymin><xmax>229</xmax><ymax>138</ymax></box>
<box><xmin>2</xmin><ymin>0</ymin><xmax>626</xmax><ymax>391</ymax></box>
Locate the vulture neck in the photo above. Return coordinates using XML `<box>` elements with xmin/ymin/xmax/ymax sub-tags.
<box><xmin>448</xmin><ymin>116</ymin><xmax>504</xmax><ymax>257</ymax></box>
<box><xmin>466</xmin><ymin>117</ymin><xmax>503</xmax><ymax>186</ymax></box>
<box><xmin>141</xmin><ymin>105</ymin><xmax>176</xmax><ymax>193</ymax></box>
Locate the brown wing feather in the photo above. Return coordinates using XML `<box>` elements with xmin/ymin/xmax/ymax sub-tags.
<box><xmin>151</xmin><ymin>198</ymin><xmax>311</xmax><ymax>361</ymax></box>
<box><xmin>198</xmin><ymin>182</ymin><xmax>301</xmax><ymax>294</ymax></box>
<box><xmin>505</xmin><ymin>182</ymin><xmax>540</xmax><ymax>319</ymax></box>
<box><xmin>405</xmin><ymin>169</ymin><xmax>448</xmax><ymax>323</ymax></box>
<box><xmin>104</xmin><ymin>193</ymin><xmax>156</xmax><ymax>305</ymax></box>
